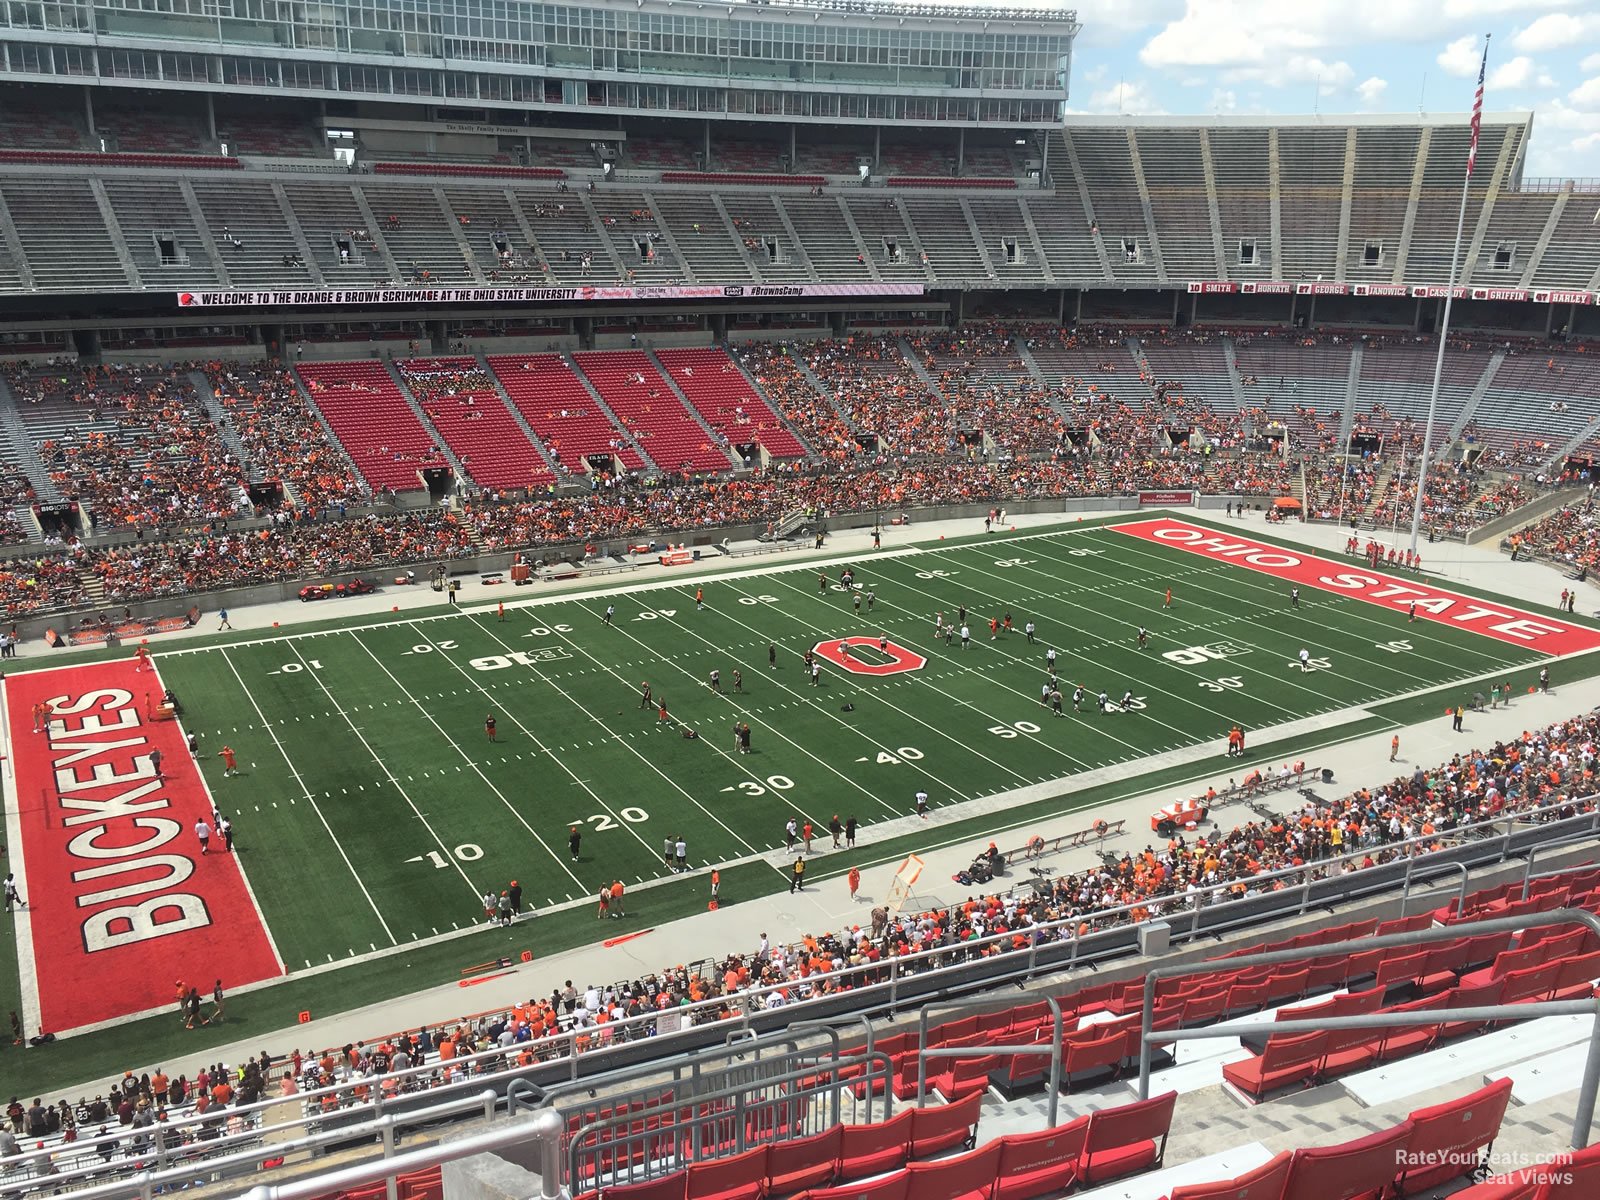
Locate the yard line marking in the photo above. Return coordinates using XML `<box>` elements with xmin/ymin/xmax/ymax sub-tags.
<box><xmin>284</xmin><ymin>639</ymin><xmax>482</xmax><ymax>905</ymax></box>
<box><xmin>345</xmin><ymin>632</ymin><xmax>586</xmax><ymax>892</ymax></box>
<box><xmin>219</xmin><ymin>646</ymin><xmax>396</xmax><ymax>945</ymax></box>
<box><xmin>908</xmin><ymin>547</ymin><xmax>1289</xmax><ymax>731</ymax></box>
<box><xmin>720</xmin><ymin>577</ymin><xmax>1042</xmax><ymax>784</ymax></box>
<box><xmin>455</xmin><ymin>615</ymin><xmax>767</xmax><ymax>860</ymax></box>
<box><xmin>564</xmin><ymin>599</ymin><xmax>900</xmax><ymax>820</ymax></box>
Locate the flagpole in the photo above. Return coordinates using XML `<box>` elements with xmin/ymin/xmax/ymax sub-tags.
<box><xmin>1410</xmin><ymin>34</ymin><xmax>1489</xmax><ymax>557</ymax></box>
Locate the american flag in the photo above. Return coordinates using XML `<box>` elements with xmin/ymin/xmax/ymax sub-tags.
<box><xmin>1467</xmin><ymin>40</ymin><xmax>1488</xmax><ymax>178</ymax></box>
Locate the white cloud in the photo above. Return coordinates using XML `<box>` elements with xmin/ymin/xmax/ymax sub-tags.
<box><xmin>1209</xmin><ymin>88</ymin><xmax>1239</xmax><ymax>112</ymax></box>
<box><xmin>1488</xmin><ymin>56</ymin><xmax>1541</xmax><ymax>89</ymax></box>
<box><xmin>1086</xmin><ymin>80</ymin><xmax>1168</xmax><ymax>114</ymax></box>
<box><xmin>1584</xmin><ymin>53</ymin><xmax>1600</xmax><ymax>73</ymax></box>
<box><xmin>1437</xmin><ymin>35</ymin><xmax>1483</xmax><ymax>77</ymax></box>
<box><xmin>1357</xmin><ymin>76</ymin><xmax>1390</xmax><ymax>106</ymax></box>
<box><xmin>1222</xmin><ymin>55</ymin><xmax>1356</xmax><ymax>91</ymax></box>
<box><xmin>1512</xmin><ymin>13</ymin><xmax>1600</xmax><ymax>52</ymax></box>
<box><xmin>1571</xmin><ymin>76</ymin><xmax>1600</xmax><ymax>109</ymax></box>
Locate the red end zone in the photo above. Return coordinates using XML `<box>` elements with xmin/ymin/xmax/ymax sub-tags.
<box><xmin>3</xmin><ymin>659</ymin><xmax>283</xmax><ymax>1034</ymax></box>
<box><xmin>1111</xmin><ymin>517</ymin><xmax>1600</xmax><ymax>657</ymax></box>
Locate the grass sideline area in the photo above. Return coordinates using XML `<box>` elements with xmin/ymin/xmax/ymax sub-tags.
<box><xmin>6</xmin><ymin>511</ymin><xmax>1597</xmax><ymax>1096</ymax></box>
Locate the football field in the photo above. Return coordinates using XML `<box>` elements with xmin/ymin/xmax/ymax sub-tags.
<box><xmin>10</xmin><ymin>512</ymin><xmax>1600</xmax><ymax>1047</ymax></box>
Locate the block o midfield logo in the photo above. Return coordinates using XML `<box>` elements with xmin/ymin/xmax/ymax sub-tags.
<box><xmin>813</xmin><ymin>636</ymin><xmax>926</xmax><ymax>676</ymax></box>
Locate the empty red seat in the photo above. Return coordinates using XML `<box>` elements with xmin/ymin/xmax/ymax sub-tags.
<box><xmin>1395</xmin><ymin>1077</ymin><xmax>1513</xmax><ymax>1195</ymax></box>
<box><xmin>791</xmin><ymin>1170</ymin><xmax>911</xmax><ymax>1200</ymax></box>
<box><xmin>909</xmin><ymin>1092</ymin><xmax>981</xmax><ymax>1158</ymax></box>
<box><xmin>1078</xmin><ymin>1090</ymin><xmax>1177</xmax><ymax>1186</ymax></box>
<box><xmin>1541</xmin><ymin>1140</ymin><xmax>1600</xmax><ymax>1198</ymax></box>
<box><xmin>1376</xmin><ymin>994</ymin><xmax>1447</xmax><ymax>1062</ymax></box>
<box><xmin>838</xmin><ymin>1110</ymin><xmax>913</xmax><ymax>1180</ymax></box>
<box><xmin>992</xmin><ymin>1118</ymin><xmax>1090</xmax><ymax>1200</ymax></box>
<box><xmin>1063</xmin><ymin>1027</ymin><xmax>1126</xmax><ymax>1087</ymax></box>
<box><xmin>904</xmin><ymin>1140</ymin><xmax>1001</xmax><ymax>1200</ymax></box>
<box><xmin>1279</xmin><ymin>1121</ymin><xmax>1415</xmax><ymax>1200</ymax></box>
<box><xmin>598</xmin><ymin>1172</ymin><xmax>688</xmax><ymax>1200</ymax></box>
<box><xmin>1222</xmin><ymin>1032</ymin><xmax>1325</xmax><ymax>1099</ymax></box>
<box><xmin>686</xmin><ymin>1146</ymin><xmax>765</xmax><ymax>1200</ymax></box>
<box><xmin>768</xmin><ymin>1127</ymin><xmax>840</xmax><ymax>1195</ymax></box>
<box><xmin>1317</xmin><ymin>1023</ymin><xmax>1381</xmax><ymax>1082</ymax></box>
<box><xmin>1167</xmin><ymin>1150</ymin><xmax>1293</xmax><ymax>1199</ymax></box>
<box><xmin>1444</xmin><ymin>1179</ymin><xmax>1542</xmax><ymax>1200</ymax></box>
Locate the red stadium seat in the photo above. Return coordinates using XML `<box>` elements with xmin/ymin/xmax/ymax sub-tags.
<box><xmin>1376</xmin><ymin>994</ymin><xmax>1447</xmax><ymax>1062</ymax></box>
<box><xmin>598</xmin><ymin>1172</ymin><xmax>688</xmax><ymax>1200</ymax></box>
<box><xmin>1221</xmin><ymin>1032</ymin><xmax>1326</xmax><ymax>1099</ymax></box>
<box><xmin>1279</xmin><ymin>1121</ymin><xmax>1415</xmax><ymax>1200</ymax></box>
<box><xmin>1395</xmin><ymin>1077</ymin><xmax>1513</xmax><ymax>1195</ymax></box>
<box><xmin>1063</xmin><ymin>1027</ymin><xmax>1127</xmax><ymax>1087</ymax></box>
<box><xmin>904</xmin><ymin>1140</ymin><xmax>1002</xmax><ymax>1200</ymax></box>
<box><xmin>1317</xmin><ymin>1023</ymin><xmax>1381</xmax><ymax>1082</ymax></box>
<box><xmin>792</xmin><ymin>1169</ymin><xmax>911</xmax><ymax>1200</ymax></box>
<box><xmin>1440</xmin><ymin>980</ymin><xmax>1507</xmax><ymax>1039</ymax></box>
<box><xmin>767</xmin><ymin>1127</ymin><xmax>840</xmax><ymax>1195</ymax></box>
<box><xmin>992</xmin><ymin>1118</ymin><xmax>1090</xmax><ymax>1200</ymax></box>
<box><xmin>1165</xmin><ymin>1150</ymin><xmax>1293</xmax><ymax>1200</ymax></box>
<box><xmin>1079</xmin><ymin>1090</ymin><xmax>1178</xmax><ymax>1186</ymax></box>
<box><xmin>1443</xmin><ymin>1180</ymin><xmax>1542</xmax><ymax>1200</ymax></box>
<box><xmin>936</xmin><ymin>1055</ymin><xmax>998</xmax><ymax>1101</ymax></box>
<box><xmin>686</xmin><ymin>1146</ymin><xmax>766</xmax><ymax>1200</ymax></box>
<box><xmin>838</xmin><ymin>1110</ymin><xmax>913</xmax><ymax>1180</ymax></box>
<box><xmin>1552</xmin><ymin>950</ymin><xmax>1600</xmax><ymax>1000</ymax></box>
<box><xmin>1538</xmin><ymin>1141</ymin><xmax>1600</xmax><ymax>1199</ymax></box>
<box><xmin>909</xmin><ymin>1092</ymin><xmax>981</xmax><ymax>1158</ymax></box>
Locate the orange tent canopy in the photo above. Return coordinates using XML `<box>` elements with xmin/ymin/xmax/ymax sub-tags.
<box><xmin>1273</xmin><ymin>497</ymin><xmax>1303</xmax><ymax>509</ymax></box>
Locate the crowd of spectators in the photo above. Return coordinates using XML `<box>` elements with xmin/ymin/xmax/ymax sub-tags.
<box><xmin>6</xmin><ymin>363</ymin><xmax>247</xmax><ymax>532</ymax></box>
<box><xmin>1506</xmin><ymin>492</ymin><xmax>1599</xmax><ymax>575</ymax></box>
<box><xmin>205</xmin><ymin>362</ymin><xmax>365</xmax><ymax>516</ymax></box>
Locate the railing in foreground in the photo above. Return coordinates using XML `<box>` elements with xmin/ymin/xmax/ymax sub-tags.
<box><xmin>31</xmin><ymin>795</ymin><xmax>1600</xmax><ymax>1200</ymax></box>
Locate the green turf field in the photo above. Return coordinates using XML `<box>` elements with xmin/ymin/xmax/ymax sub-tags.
<box><xmin>155</xmin><ymin>517</ymin><xmax>1551</xmax><ymax>969</ymax></box>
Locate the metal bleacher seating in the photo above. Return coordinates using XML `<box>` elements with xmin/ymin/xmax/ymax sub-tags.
<box><xmin>0</xmin><ymin>175</ymin><xmax>132</xmax><ymax>292</ymax></box>
<box><xmin>1407</xmin><ymin>124</ymin><xmax>1511</xmax><ymax>284</ymax></box>
<box><xmin>962</xmin><ymin>194</ymin><xmax>1045</xmax><ymax>286</ymax></box>
<box><xmin>187</xmin><ymin>175</ymin><xmax>317</xmax><ymax>287</ymax></box>
<box><xmin>1022</xmin><ymin>190</ymin><xmax>1105</xmax><ymax>283</ymax></box>
<box><xmin>512</xmin><ymin>187</ymin><xmax>614</xmax><ymax>282</ymax></box>
<box><xmin>1355</xmin><ymin>343</ymin><xmax>1492</xmax><ymax>443</ymax></box>
<box><xmin>898</xmin><ymin>195</ymin><xmax>991</xmax><ymax>284</ymax></box>
<box><xmin>718</xmin><ymin>192</ymin><xmax>810</xmax><ymax>281</ymax></box>
<box><xmin>780</xmin><ymin>194</ymin><xmax>876</xmax><ymax>281</ymax></box>
<box><xmin>366</xmin><ymin>183</ymin><xmax>480</xmax><ymax>283</ymax></box>
<box><xmin>100</xmin><ymin>176</ymin><xmax>224</xmax><ymax>289</ymax></box>
<box><xmin>653</xmin><ymin>347</ymin><xmax>809</xmax><ymax>462</ymax></box>
<box><xmin>296</xmin><ymin>361</ymin><xmax>445</xmax><ymax>492</ymax></box>
<box><xmin>1233</xmin><ymin>336</ymin><xmax>1352</xmax><ymax>450</ymax></box>
<box><xmin>573</xmin><ymin>351</ymin><xmax>733</xmax><ymax>473</ymax></box>
<box><xmin>1346</xmin><ymin>126</ymin><xmax>1421</xmax><ymax>282</ymax></box>
<box><xmin>280</xmin><ymin>178</ymin><xmax>395</xmax><ymax>286</ymax></box>
<box><xmin>1467</xmin><ymin>189</ymin><xmax>1559</xmax><ymax>286</ymax></box>
<box><xmin>1140</xmin><ymin>338</ymin><xmax>1237</xmax><ymax>415</ymax></box>
<box><xmin>1470</xmin><ymin>350</ymin><xmax>1600</xmax><ymax>458</ymax></box>
<box><xmin>1275</xmin><ymin>127</ymin><xmax>1345</xmax><ymax>282</ymax></box>
<box><xmin>398</xmin><ymin>357</ymin><xmax>554</xmax><ymax>491</ymax></box>
<box><xmin>1528</xmin><ymin>189</ymin><xmax>1600</xmax><ymax>288</ymax></box>
<box><xmin>1066</xmin><ymin>127</ymin><xmax>1161</xmax><ymax>284</ymax></box>
<box><xmin>840</xmin><ymin>196</ymin><xmax>930</xmax><ymax>283</ymax></box>
<box><xmin>588</xmin><ymin>190</ymin><xmax>680</xmax><ymax>284</ymax></box>
<box><xmin>1208</xmin><ymin>126</ymin><xmax>1274</xmax><ymax>280</ymax></box>
<box><xmin>647</xmin><ymin>192</ymin><xmax>754</xmax><ymax>282</ymax></box>
<box><xmin>1136</xmin><ymin>127</ymin><xmax>1218</xmax><ymax>279</ymax></box>
<box><xmin>485</xmin><ymin>353</ymin><xmax>646</xmax><ymax>475</ymax></box>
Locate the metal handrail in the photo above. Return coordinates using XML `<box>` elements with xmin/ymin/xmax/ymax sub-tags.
<box><xmin>1398</xmin><ymin>862</ymin><xmax>1470</xmax><ymax>918</ymax></box>
<box><xmin>1524</xmin><ymin>837</ymin><xmax>1600</xmax><ymax>897</ymax></box>
<box><xmin>912</xmin><ymin>996</ymin><xmax>1066</xmax><ymax>1125</ymax></box>
<box><xmin>42</xmin><ymin>1091</ymin><xmax>498</xmax><ymax>1200</ymax></box>
<box><xmin>1134</xmin><ymin>908</ymin><xmax>1600</xmax><ymax>1149</ymax></box>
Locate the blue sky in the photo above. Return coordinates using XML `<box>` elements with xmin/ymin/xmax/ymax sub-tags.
<box><xmin>1052</xmin><ymin>0</ymin><xmax>1600</xmax><ymax>180</ymax></box>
